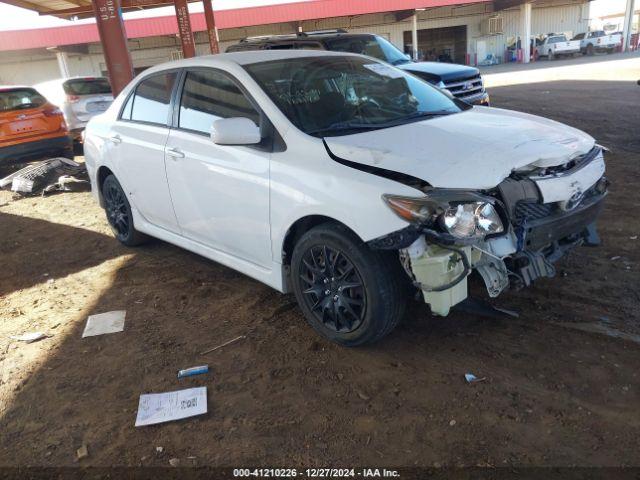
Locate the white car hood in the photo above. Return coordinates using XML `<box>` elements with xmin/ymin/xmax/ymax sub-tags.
<box><xmin>324</xmin><ymin>107</ymin><xmax>595</xmax><ymax>190</ymax></box>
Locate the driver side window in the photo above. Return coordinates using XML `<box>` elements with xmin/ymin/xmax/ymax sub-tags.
<box><xmin>178</xmin><ymin>69</ymin><xmax>260</xmax><ymax>135</ymax></box>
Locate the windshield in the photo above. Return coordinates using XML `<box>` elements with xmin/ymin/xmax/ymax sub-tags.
<box><xmin>245</xmin><ymin>56</ymin><xmax>468</xmax><ymax>137</ymax></box>
<box><xmin>0</xmin><ymin>88</ymin><xmax>47</xmax><ymax>112</ymax></box>
<box><xmin>324</xmin><ymin>35</ymin><xmax>412</xmax><ymax>65</ymax></box>
<box><xmin>63</xmin><ymin>78</ymin><xmax>112</xmax><ymax>96</ymax></box>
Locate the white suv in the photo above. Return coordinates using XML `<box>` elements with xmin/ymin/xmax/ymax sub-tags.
<box><xmin>84</xmin><ymin>50</ymin><xmax>607</xmax><ymax>346</ymax></box>
<box><xmin>35</xmin><ymin>76</ymin><xmax>113</xmax><ymax>142</ymax></box>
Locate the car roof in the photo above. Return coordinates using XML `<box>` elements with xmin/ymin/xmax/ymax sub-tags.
<box><xmin>239</xmin><ymin>32</ymin><xmax>372</xmax><ymax>44</ymax></box>
<box><xmin>141</xmin><ymin>50</ymin><xmax>365</xmax><ymax>75</ymax></box>
<box><xmin>0</xmin><ymin>85</ymin><xmax>35</xmax><ymax>91</ymax></box>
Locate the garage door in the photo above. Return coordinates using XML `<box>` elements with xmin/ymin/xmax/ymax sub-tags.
<box><xmin>403</xmin><ymin>25</ymin><xmax>468</xmax><ymax>64</ymax></box>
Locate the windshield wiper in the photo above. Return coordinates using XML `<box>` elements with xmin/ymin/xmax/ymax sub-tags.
<box><xmin>307</xmin><ymin>111</ymin><xmax>455</xmax><ymax>137</ymax></box>
<box><xmin>307</xmin><ymin>121</ymin><xmax>386</xmax><ymax>136</ymax></box>
<box><xmin>395</xmin><ymin>110</ymin><xmax>455</xmax><ymax>121</ymax></box>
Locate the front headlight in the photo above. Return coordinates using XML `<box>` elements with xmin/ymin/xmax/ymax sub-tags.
<box><xmin>383</xmin><ymin>194</ymin><xmax>504</xmax><ymax>240</ymax></box>
<box><xmin>441</xmin><ymin>202</ymin><xmax>504</xmax><ymax>239</ymax></box>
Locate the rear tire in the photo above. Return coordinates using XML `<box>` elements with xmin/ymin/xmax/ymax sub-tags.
<box><xmin>101</xmin><ymin>174</ymin><xmax>148</xmax><ymax>247</ymax></box>
<box><xmin>548</xmin><ymin>49</ymin><xmax>554</xmax><ymax>60</ymax></box>
<box><xmin>587</xmin><ymin>44</ymin><xmax>594</xmax><ymax>56</ymax></box>
<box><xmin>291</xmin><ymin>223</ymin><xmax>407</xmax><ymax>346</ymax></box>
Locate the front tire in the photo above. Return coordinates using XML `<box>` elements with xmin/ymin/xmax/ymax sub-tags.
<box><xmin>102</xmin><ymin>174</ymin><xmax>147</xmax><ymax>246</ymax></box>
<box><xmin>291</xmin><ymin>223</ymin><xmax>407</xmax><ymax>346</ymax></box>
<box><xmin>548</xmin><ymin>49</ymin><xmax>554</xmax><ymax>60</ymax></box>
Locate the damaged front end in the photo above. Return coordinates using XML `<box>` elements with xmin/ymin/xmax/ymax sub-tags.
<box><xmin>369</xmin><ymin>145</ymin><xmax>608</xmax><ymax>316</ymax></box>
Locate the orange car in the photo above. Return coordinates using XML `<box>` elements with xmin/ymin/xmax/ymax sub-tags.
<box><xmin>0</xmin><ymin>86</ymin><xmax>73</xmax><ymax>166</ymax></box>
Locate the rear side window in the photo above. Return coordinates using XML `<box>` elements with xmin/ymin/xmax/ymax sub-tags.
<box><xmin>178</xmin><ymin>69</ymin><xmax>259</xmax><ymax>134</ymax></box>
<box><xmin>0</xmin><ymin>88</ymin><xmax>46</xmax><ymax>112</ymax></box>
<box><xmin>129</xmin><ymin>72</ymin><xmax>178</xmax><ymax>125</ymax></box>
<box><xmin>63</xmin><ymin>78</ymin><xmax>112</xmax><ymax>96</ymax></box>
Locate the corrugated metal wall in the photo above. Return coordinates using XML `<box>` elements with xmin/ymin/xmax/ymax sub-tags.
<box><xmin>0</xmin><ymin>0</ymin><xmax>589</xmax><ymax>86</ymax></box>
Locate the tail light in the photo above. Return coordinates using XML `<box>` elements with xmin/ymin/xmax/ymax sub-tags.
<box><xmin>66</xmin><ymin>94</ymin><xmax>80</xmax><ymax>103</ymax></box>
<box><xmin>43</xmin><ymin>106</ymin><xmax>63</xmax><ymax>117</ymax></box>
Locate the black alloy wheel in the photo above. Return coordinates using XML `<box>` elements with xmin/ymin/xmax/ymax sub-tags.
<box><xmin>298</xmin><ymin>244</ymin><xmax>366</xmax><ymax>333</ymax></box>
<box><xmin>102</xmin><ymin>174</ymin><xmax>147</xmax><ymax>246</ymax></box>
<box><xmin>291</xmin><ymin>223</ymin><xmax>407</xmax><ymax>346</ymax></box>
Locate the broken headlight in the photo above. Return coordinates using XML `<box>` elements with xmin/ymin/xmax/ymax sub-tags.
<box><xmin>441</xmin><ymin>202</ymin><xmax>504</xmax><ymax>239</ymax></box>
<box><xmin>383</xmin><ymin>194</ymin><xmax>504</xmax><ymax>241</ymax></box>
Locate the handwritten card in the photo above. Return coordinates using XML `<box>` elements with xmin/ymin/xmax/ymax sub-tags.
<box><xmin>135</xmin><ymin>387</ymin><xmax>207</xmax><ymax>427</ymax></box>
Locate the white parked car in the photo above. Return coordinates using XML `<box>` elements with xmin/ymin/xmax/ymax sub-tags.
<box><xmin>535</xmin><ymin>34</ymin><xmax>581</xmax><ymax>60</ymax></box>
<box><xmin>34</xmin><ymin>76</ymin><xmax>113</xmax><ymax>142</ymax></box>
<box><xmin>84</xmin><ymin>51</ymin><xmax>608</xmax><ymax>346</ymax></box>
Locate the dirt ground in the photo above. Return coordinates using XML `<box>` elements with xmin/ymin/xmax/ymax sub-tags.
<box><xmin>1</xmin><ymin>56</ymin><xmax>639</xmax><ymax>470</ymax></box>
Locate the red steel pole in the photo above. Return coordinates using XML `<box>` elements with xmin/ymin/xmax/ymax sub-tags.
<box><xmin>203</xmin><ymin>0</ymin><xmax>219</xmax><ymax>54</ymax></box>
<box><xmin>92</xmin><ymin>0</ymin><xmax>134</xmax><ymax>96</ymax></box>
<box><xmin>174</xmin><ymin>0</ymin><xmax>196</xmax><ymax>58</ymax></box>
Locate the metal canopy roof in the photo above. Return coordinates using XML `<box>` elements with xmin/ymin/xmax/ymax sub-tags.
<box><xmin>1</xmin><ymin>0</ymin><xmax>493</xmax><ymax>19</ymax></box>
<box><xmin>0</xmin><ymin>0</ymin><xmax>494</xmax><ymax>52</ymax></box>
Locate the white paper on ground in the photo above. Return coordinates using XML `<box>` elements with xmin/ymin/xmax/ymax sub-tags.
<box><xmin>82</xmin><ymin>310</ymin><xmax>126</xmax><ymax>338</ymax></box>
<box><xmin>135</xmin><ymin>387</ymin><xmax>207</xmax><ymax>427</ymax></box>
<box><xmin>10</xmin><ymin>332</ymin><xmax>47</xmax><ymax>343</ymax></box>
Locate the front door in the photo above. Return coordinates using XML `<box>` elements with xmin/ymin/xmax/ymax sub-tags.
<box><xmin>165</xmin><ymin>68</ymin><xmax>272</xmax><ymax>268</ymax></box>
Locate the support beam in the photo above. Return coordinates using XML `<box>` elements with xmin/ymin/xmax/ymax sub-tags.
<box><xmin>622</xmin><ymin>0</ymin><xmax>636</xmax><ymax>52</ymax></box>
<box><xmin>56</xmin><ymin>52</ymin><xmax>71</xmax><ymax>78</ymax></box>
<box><xmin>174</xmin><ymin>0</ymin><xmax>196</xmax><ymax>58</ymax></box>
<box><xmin>520</xmin><ymin>2</ymin><xmax>531</xmax><ymax>63</ymax></box>
<box><xmin>411</xmin><ymin>13</ymin><xmax>419</xmax><ymax>60</ymax></box>
<box><xmin>92</xmin><ymin>0</ymin><xmax>134</xmax><ymax>96</ymax></box>
<box><xmin>202</xmin><ymin>0</ymin><xmax>219</xmax><ymax>54</ymax></box>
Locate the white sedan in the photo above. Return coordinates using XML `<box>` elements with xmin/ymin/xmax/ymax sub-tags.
<box><xmin>84</xmin><ymin>50</ymin><xmax>607</xmax><ymax>346</ymax></box>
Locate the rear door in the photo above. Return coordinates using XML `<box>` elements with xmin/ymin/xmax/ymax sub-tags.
<box><xmin>108</xmin><ymin>71</ymin><xmax>181</xmax><ymax>233</ymax></box>
<box><xmin>164</xmin><ymin>68</ymin><xmax>272</xmax><ymax>267</ymax></box>
<box><xmin>63</xmin><ymin>78</ymin><xmax>114</xmax><ymax>122</ymax></box>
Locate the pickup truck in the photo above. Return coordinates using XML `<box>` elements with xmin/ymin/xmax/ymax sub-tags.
<box><xmin>572</xmin><ymin>31</ymin><xmax>622</xmax><ymax>55</ymax></box>
<box><xmin>535</xmin><ymin>34</ymin><xmax>581</xmax><ymax>60</ymax></box>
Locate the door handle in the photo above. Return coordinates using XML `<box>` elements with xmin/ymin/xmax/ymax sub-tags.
<box><xmin>109</xmin><ymin>135</ymin><xmax>122</xmax><ymax>145</ymax></box>
<box><xmin>166</xmin><ymin>147</ymin><xmax>185</xmax><ymax>159</ymax></box>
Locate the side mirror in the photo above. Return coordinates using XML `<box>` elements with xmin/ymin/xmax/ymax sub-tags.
<box><xmin>210</xmin><ymin>117</ymin><xmax>261</xmax><ymax>145</ymax></box>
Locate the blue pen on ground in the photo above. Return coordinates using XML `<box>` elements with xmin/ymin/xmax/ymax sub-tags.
<box><xmin>177</xmin><ymin>365</ymin><xmax>209</xmax><ymax>379</ymax></box>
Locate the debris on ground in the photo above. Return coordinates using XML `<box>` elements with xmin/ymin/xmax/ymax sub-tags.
<box><xmin>9</xmin><ymin>332</ymin><xmax>48</xmax><ymax>343</ymax></box>
<box><xmin>135</xmin><ymin>387</ymin><xmax>207</xmax><ymax>427</ymax></box>
<box><xmin>169</xmin><ymin>458</ymin><xmax>180</xmax><ymax>467</ymax></box>
<box><xmin>0</xmin><ymin>158</ymin><xmax>89</xmax><ymax>196</ymax></box>
<box><xmin>42</xmin><ymin>174</ymin><xmax>91</xmax><ymax>196</ymax></box>
<box><xmin>177</xmin><ymin>365</ymin><xmax>209</xmax><ymax>379</ymax></box>
<box><xmin>82</xmin><ymin>311</ymin><xmax>126</xmax><ymax>338</ymax></box>
<box><xmin>76</xmin><ymin>444</ymin><xmax>89</xmax><ymax>460</ymax></box>
<box><xmin>199</xmin><ymin>335</ymin><xmax>246</xmax><ymax>355</ymax></box>
<box><xmin>464</xmin><ymin>373</ymin><xmax>487</xmax><ymax>384</ymax></box>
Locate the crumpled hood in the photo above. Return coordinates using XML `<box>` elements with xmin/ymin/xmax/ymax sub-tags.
<box><xmin>324</xmin><ymin>107</ymin><xmax>595</xmax><ymax>190</ymax></box>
